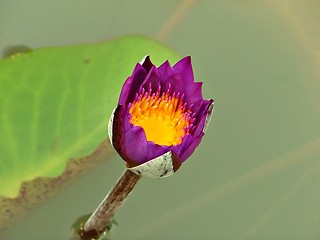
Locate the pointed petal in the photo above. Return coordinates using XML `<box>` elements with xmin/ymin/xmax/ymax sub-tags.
<box><xmin>118</xmin><ymin>64</ymin><xmax>147</xmax><ymax>105</ymax></box>
<box><xmin>141</xmin><ymin>66</ymin><xmax>161</xmax><ymax>92</ymax></box>
<box><xmin>140</xmin><ymin>55</ymin><xmax>153</xmax><ymax>72</ymax></box>
<box><xmin>158</xmin><ymin>60</ymin><xmax>175</xmax><ymax>82</ymax></box>
<box><xmin>172</xmin><ymin>56</ymin><xmax>194</xmax><ymax>85</ymax></box>
<box><xmin>162</xmin><ymin>73</ymin><xmax>185</xmax><ymax>95</ymax></box>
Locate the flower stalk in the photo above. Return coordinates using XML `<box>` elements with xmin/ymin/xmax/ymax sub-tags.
<box><xmin>79</xmin><ymin>169</ymin><xmax>141</xmax><ymax>239</ymax></box>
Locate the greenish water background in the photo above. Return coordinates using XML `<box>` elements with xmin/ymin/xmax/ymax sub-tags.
<box><xmin>1</xmin><ymin>0</ymin><xmax>320</xmax><ymax>239</ymax></box>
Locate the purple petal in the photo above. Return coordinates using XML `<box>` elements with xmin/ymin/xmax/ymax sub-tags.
<box><xmin>172</xmin><ymin>56</ymin><xmax>194</xmax><ymax>85</ymax></box>
<box><xmin>118</xmin><ymin>64</ymin><xmax>148</xmax><ymax>105</ymax></box>
<box><xmin>161</xmin><ymin>73</ymin><xmax>185</xmax><ymax>95</ymax></box>
<box><xmin>141</xmin><ymin>66</ymin><xmax>161</xmax><ymax>92</ymax></box>
<box><xmin>141</xmin><ymin>55</ymin><xmax>153</xmax><ymax>72</ymax></box>
<box><xmin>112</xmin><ymin>105</ymin><xmax>145</xmax><ymax>166</ymax></box>
<box><xmin>118</xmin><ymin>76</ymin><xmax>133</xmax><ymax>105</ymax></box>
<box><xmin>186</xmin><ymin>82</ymin><xmax>203</xmax><ymax>103</ymax></box>
<box><xmin>190</xmin><ymin>99</ymin><xmax>214</xmax><ymax>130</ymax></box>
<box><xmin>158</xmin><ymin>60</ymin><xmax>175</xmax><ymax>82</ymax></box>
<box><xmin>171</xmin><ymin>99</ymin><xmax>213</xmax><ymax>164</ymax></box>
<box><xmin>173</xmin><ymin>57</ymin><xmax>204</xmax><ymax>104</ymax></box>
<box><xmin>123</xmin><ymin>126</ymin><xmax>148</xmax><ymax>166</ymax></box>
<box><xmin>171</xmin><ymin>132</ymin><xmax>204</xmax><ymax>167</ymax></box>
<box><xmin>146</xmin><ymin>142</ymin><xmax>170</xmax><ymax>161</ymax></box>
<box><xmin>192</xmin><ymin>109</ymin><xmax>209</xmax><ymax>138</ymax></box>
<box><xmin>178</xmin><ymin>133</ymin><xmax>204</xmax><ymax>162</ymax></box>
<box><xmin>112</xmin><ymin>105</ymin><xmax>127</xmax><ymax>161</ymax></box>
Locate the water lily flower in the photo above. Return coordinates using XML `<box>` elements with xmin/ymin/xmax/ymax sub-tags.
<box><xmin>108</xmin><ymin>56</ymin><xmax>214</xmax><ymax>178</ymax></box>
<box><xmin>81</xmin><ymin>56</ymin><xmax>214</xmax><ymax>238</ymax></box>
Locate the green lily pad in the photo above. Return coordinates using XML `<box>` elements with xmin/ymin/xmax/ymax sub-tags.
<box><xmin>0</xmin><ymin>35</ymin><xmax>179</xmax><ymax>229</ymax></box>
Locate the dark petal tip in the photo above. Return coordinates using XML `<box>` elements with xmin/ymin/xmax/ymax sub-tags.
<box><xmin>140</xmin><ymin>55</ymin><xmax>154</xmax><ymax>72</ymax></box>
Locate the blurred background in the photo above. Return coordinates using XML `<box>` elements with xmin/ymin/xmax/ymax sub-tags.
<box><xmin>1</xmin><ymin>0</ymin><xmax>320</xmax><ymax>239</ymax></box>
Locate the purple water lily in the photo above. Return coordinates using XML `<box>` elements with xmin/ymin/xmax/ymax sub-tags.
<box><xmin>108</xmin><ymin>56</ymin><xmax>214</xmax><ymax>178</ymax></box>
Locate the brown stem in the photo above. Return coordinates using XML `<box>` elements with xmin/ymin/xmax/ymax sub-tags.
<box><xmin>79</xmin><ymin>169</ymin><xmax>141</xmax><ymax>239</ymax></box>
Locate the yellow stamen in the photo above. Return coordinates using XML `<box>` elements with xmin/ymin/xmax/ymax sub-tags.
<box><xmin>129</xmin><ymin>91</ymin><xmax>191</xmax><ymax>146</ymax></box>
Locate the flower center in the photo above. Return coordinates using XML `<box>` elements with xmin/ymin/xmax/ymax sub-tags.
<box><xmin>129</xmin><ymin>87</ymin><xmax>193</xmax><ymax>146</ymax></box>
